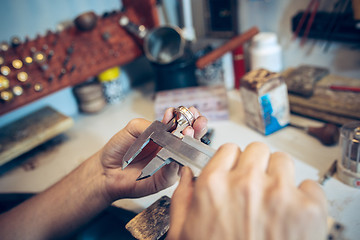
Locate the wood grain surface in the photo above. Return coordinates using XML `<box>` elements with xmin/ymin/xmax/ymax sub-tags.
<box><xmin>0</xmin><ymin>106</ymin><xmax>73</xmax><ymax>166</ymax></box>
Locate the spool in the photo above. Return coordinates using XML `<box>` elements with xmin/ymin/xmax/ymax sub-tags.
<box><xmin>73</xmin><ymin>81</ymin><xmax>106</xmax><ymax>113</ymax></box>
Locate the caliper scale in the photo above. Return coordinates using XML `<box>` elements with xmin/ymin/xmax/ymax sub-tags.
<box><xmin>122</xmin><ymin>106</ymin><xmax>215</xmax><ymax>180</ymax></box>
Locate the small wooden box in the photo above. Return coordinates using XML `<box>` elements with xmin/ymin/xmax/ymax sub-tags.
<box><xmin>240</xmin><ymin>69</ymin><xmax>290</xmax><ymax>135</ymax></box>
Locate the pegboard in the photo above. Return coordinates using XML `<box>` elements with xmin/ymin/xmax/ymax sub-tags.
<box><xmin>0</xmin><ymin>0</ymin><xmax>158</xmax><ymax>116</ymax></box>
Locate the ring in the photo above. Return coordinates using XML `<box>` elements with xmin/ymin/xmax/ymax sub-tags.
<box><xmin>174</xmin><ymin>106</ymin><xmax>195</xmax><ymax>127</ymax></box>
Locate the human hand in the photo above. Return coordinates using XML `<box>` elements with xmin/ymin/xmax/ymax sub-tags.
<box><xmin>167</xmin><ymin>142</ymin><xmax>328</xmax><ymax>240</ymax></box>
<box><xmin>98</xmin><ymin>107</ymin><xmax>208</xmax><ymax>202</ymax></box>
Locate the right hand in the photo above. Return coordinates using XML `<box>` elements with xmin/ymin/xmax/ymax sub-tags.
<box><xmin>167</xmin><ymin>142</ymin><xmax>328</xmax><ymax>240</ymax></box>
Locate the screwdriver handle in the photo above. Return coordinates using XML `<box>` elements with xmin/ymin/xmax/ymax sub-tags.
<box><xmin>307</xmin><ymin>123</ymin><xmax>339</xmax><ymax>146</ymax></box>
<box><xmin>289</xmin><ymin>123</ymin><xmax>340</xmax><ymax>146</ymax></box>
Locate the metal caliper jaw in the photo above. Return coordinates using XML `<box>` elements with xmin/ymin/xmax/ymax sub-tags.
<box><xmin>122</xmin><ymin>106</ymin><xmax>215</xmax><ymax>180</ymax></box>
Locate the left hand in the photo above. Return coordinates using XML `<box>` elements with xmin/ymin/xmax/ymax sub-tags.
<box><xmin>98</xmin><ymin>107</ymin><xmax>208</xmax><ymax>202</ymax></box>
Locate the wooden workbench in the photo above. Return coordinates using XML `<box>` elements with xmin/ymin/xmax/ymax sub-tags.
<box><xmin>0</xmin><ymin>85</ymin><xmax>358</xmax><ymax>239</ymax></box>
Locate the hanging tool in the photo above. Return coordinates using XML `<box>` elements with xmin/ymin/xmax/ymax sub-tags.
<box><xmin>292</xmin><ymin>0</ymin><xmax>320</xmax><ymax>46</ymax></box>
<box><xmin>122</xmin><ymin>106</ymin><xmax>216</xmax><ymax>180</ymax></box>
<box><xmin>323</xmin><ymin>0</ymin><xmax>351</xmax><ymax>52</ymax></box>
<box><xmin>289</xmin><ymin>122</ymin><xmax>340</xmax><ymax>146</ymax></box>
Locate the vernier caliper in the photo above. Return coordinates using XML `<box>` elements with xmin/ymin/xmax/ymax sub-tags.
<box><xmin>122</xmin><ymin>106</ymin><xmax>215</xmax><ymax>180</ymax></box>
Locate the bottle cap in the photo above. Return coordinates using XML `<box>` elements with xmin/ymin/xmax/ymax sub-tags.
<box><xmin>252</xmin><ymin>32</ymin><xmax>278</xmax><ymax>48</ymax></box>
<box><xmin>98</xmin><ymin>66</ymin><xmax>120</xmax><ymax>82</ymax></box>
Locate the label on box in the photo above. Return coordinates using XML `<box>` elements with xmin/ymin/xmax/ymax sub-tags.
<box><xmin>241</xmin><ymin>83</ymin><xmax>290</xmax><ymax>135</ymax></box>
<box><xmin>260</xmin><ymin>84</ymin><xmax>290</xmax><ymax>135</ymax></box>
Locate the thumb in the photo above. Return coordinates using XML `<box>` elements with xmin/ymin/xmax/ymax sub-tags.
<box><xmin>167</xmin><ymin>167</ymin><xmax>195</xmax><ymax>239</ymax></box>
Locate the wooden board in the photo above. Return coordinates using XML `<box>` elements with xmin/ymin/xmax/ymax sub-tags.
<box><xmin>0</xmin><ymin>106</ymin><xmax>73</xmax><ymax>166</ymax></box>
<box><xmin>287</xmin><ymin>74</ymin><xmax>360</xmax><ymax>125</ymax></box>
<box><xmin>125</xmin><ymin>196</ymin><xmax>171</xmax><ymax>240</ymax></box>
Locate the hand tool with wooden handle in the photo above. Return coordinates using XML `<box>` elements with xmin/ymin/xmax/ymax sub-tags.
<box><xmin>195</xmin><ymin>27</ymin><xmax>259</xmax><ymax>69</ymax></box>
<box><xmin>289</xmin><ymin>122</ymin><xmax>339</xmax><ymax>146</ymax></box>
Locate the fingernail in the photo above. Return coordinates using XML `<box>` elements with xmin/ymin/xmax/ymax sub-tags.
<box><xmin>181</xmin><ymin>166</ymin><xmax>192</xmax><ymax>178</ymax></box>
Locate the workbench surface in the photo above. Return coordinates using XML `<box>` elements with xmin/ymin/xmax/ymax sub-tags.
<box><xmin>0</xmin><ymin>85</ymin><xmax>359</xmax><ymax>239</ymax></box>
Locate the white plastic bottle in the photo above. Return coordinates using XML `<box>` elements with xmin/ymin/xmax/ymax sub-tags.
<box><xmin>250</xmin><ymin>32</ymin><xmax>283</xmax><ymax>72</ymax></box>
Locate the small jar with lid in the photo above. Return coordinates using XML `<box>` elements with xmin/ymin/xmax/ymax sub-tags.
<box><xmin>98</xmin><ymin>67</ymin><xmax>130</xmax><ymax>104</ymax></box>
<box><xmin>249</xmin><ymin>32</ymin><xmax>283</xmax><ymax>72</ymax></box>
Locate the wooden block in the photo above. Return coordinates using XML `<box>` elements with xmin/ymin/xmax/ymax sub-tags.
<box><xmin>240</xmin><ymin>69</ymin><xmax>290</xmax><ymax>135</ymax></box>
<box><xmin>0</xmin><ymin>106</ymin><xmax>74</xmax><ymax>166</ymax></box>
<box><xmin>287</xmin><ymin>74</ymin><xmax>360</xmax><ymax>125</ymax></box>
<box><xmin>125</xmin><ymin>196</ymin><xmax>171</xmax><ymax>240</ymax></box>
<box><xmin>282</xmin><ymin>65</ymin><xmax>329</xmax><ymax>97</ymax></box>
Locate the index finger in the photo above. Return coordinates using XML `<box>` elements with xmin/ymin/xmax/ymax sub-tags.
<box><xmin>201</xmin><ymin>143</ymin><xmax>241</xmax><ymax>175</ymax></box>
<box><xmin>267</xmin><ymin>152</ymin><xmax>295</xmax><ymax>184</ymax></box>
<box><xmin>234</xmin><ymin>142</ymin><xmax>270</xmax><ymax>174</ymax></box>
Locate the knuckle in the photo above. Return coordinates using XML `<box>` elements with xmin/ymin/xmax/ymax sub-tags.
<box><xmin>294</xmin><ymin>200</ymin><xmax>325</xmax><ymax>228</ymax></box>
<box><xmin>218</xmin><ymin>143</ymin><xmax>239</xmax><ymax>153</ymax></box>
<box><xmin>272</xmin><ymin>152</ymin><xmax>294</xmax><ymax>166</ymax></box>
<box><xmin>301</xmin><ymin>179</ymin><xmax>319</xmax><ymax>189</ymax></box>
<box><xmin>127</xmin><ymin>118</ymin><xmax>143</xmax><ymax>128</ymax></box>
<box><xmin>236</xmin><ymin>181</ymin><xmax>253</xmax><ymax>198</ymax></box>
<box><xmin>232</xmin><ymin>171</ymin><xmax>261</xmax><ymax>198</ymax></box>
<box><xmin>237</xmin><ymin>168</ymin><xmax>262</xmax><ymax>183</ymax></box>
<box><xmin>267</xmin><ymin>180</ymin><xmax>291</xmax><ymax>206</ymax></box>
<box><xmin>197</xmin><ymin>171</ymin><xmax>226</xmax><ymax>192</ymax></box>
<box><xmin>272</xmin><ymin>151</ymin><xmax>291</xmax><ymax>159</ymax></box>
<box><xmin>248</xmin><ymin>141</ymin><xmax>269</xmax><ymax>151</ymax></box>
<box><xmin>302</xmin><ymin>200</ymin><xmax>324</xmax><ymax>219</ymax></box>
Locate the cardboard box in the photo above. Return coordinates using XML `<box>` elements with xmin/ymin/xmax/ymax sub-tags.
<box><xmin>154</xmin><ymin>85</ymin><xmax>229</xmax><ymax>121</ymax></box>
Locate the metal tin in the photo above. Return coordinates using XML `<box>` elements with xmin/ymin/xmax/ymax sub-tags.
<box><xmin>337</xmin><ymin>121</ymin><xmax>360</xmax><ymax>188</ymax></box>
